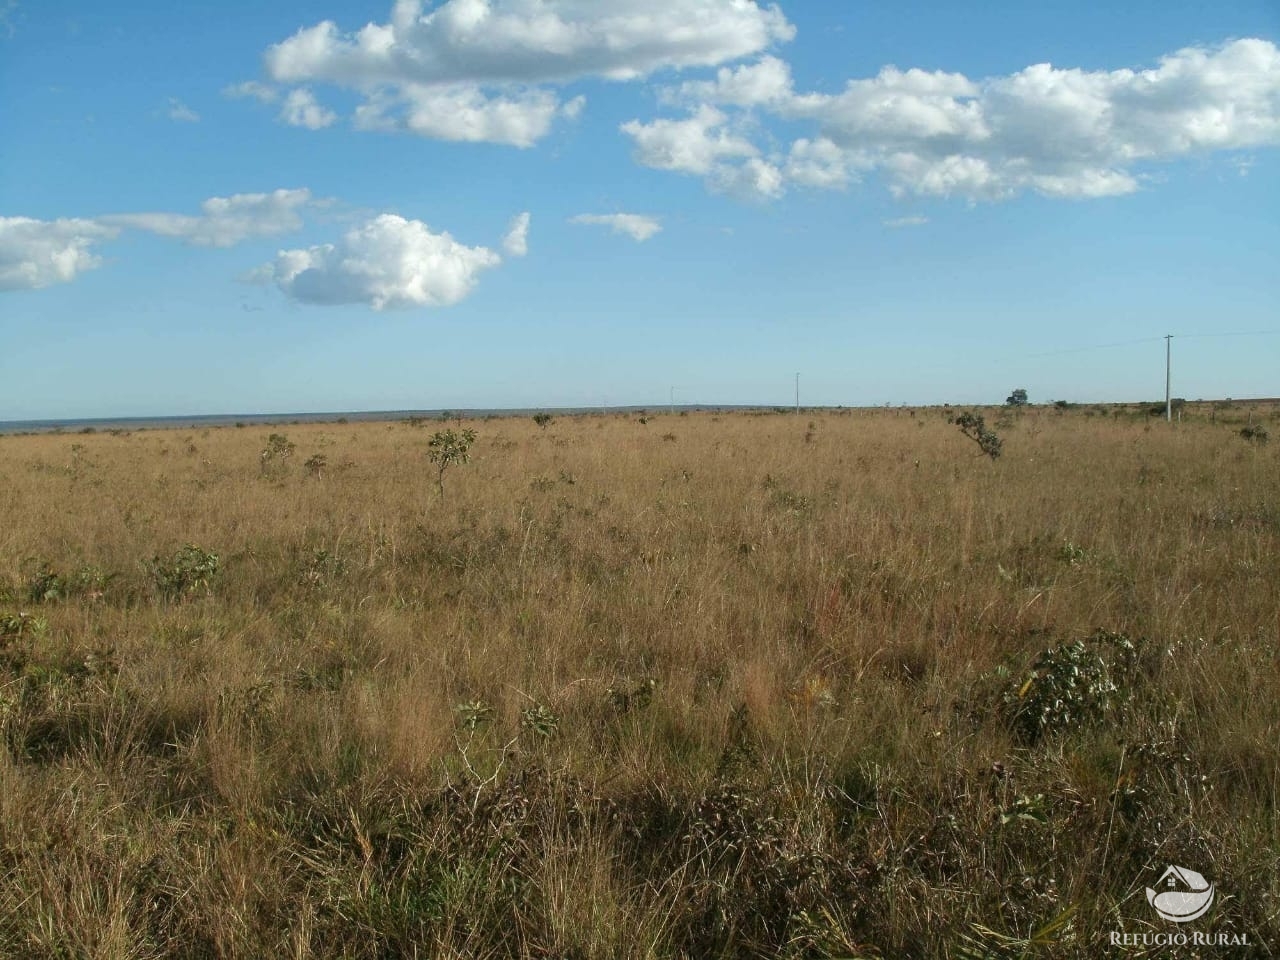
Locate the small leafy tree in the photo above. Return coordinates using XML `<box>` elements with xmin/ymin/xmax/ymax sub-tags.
<box><xmin>259</xmin><ymin>433</ymin><xmax>295</xmax><ymax>474</ymax></box>
<box><xmin>428</xmin><ymin>428</ymin><xmax>477</xmax><ymax>496</ymax></box>
<box><xmin>1006</xmin><ymin>388</ymin><xmax>1029</xmax><ymax>406</ymax></box>
<box><xmin>952</xmin><ymin>411</ymin><xmax>1003</xmax><ymax>459</ymax></box>
<box><xmin>532</xmin><ymin>412</ymin><xmax>553</xmax><ymax>430</ymax></box>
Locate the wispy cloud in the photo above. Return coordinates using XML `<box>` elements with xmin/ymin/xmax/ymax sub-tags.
<box><xmin>502</xmin><ymin>212</ymin><xmax>530</xmax><ymax>257</ymax></box>
<box><xmin>165</xmin><ymin>97</ymin><xmax>200</xmax><ymax>123</ymax></box>
<box><xmin>0</xmin><ymin>1</ymin><xmax>18</xmax><ymax>39</ymax></box>
<box><xmin>883</xmin><ymin>216</ymin><xmax>928</xmax><ymax>228</ymax></box>
<box><xmin>569</xmin><ymin>213</ymin><xmax>662</xmax><ymax>242</ymax></box>
<box><xmin>100</xmin><ymin>188</ymin><xmax>316</xmax><ymax>247</ymax></box>
<box><xmin>223</xmin><ymin>80</ymin><xmax>279</xmax><ymax>104</ymax></box>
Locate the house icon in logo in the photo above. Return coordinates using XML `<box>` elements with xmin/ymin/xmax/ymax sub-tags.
<box><xmin>1147</xmin><ymin>865</ymin><xmax>1215</xmax><ymax>923</ymax></box>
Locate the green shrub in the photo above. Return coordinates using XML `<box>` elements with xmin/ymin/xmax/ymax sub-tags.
<box><xmin>22</xmin><ymin>559</ymin><xmax>65</xmax><ymax>603</ymax></box>
<box><xmin>1006</xmin><ymin>629</ymin><xmax>1137</xmax><ymax>744</ymax></box>
<box><xmin>260</xmin><ymin>433</ymin><xmax>296</xmax><ymax>473</ymax></box>
<box><xmin>149</xmin><ymin>544</ymin><xmax>219</xmax><ymax>600</ymax></box>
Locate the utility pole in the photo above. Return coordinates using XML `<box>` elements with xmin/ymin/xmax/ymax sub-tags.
<box><xmin>1165</xmin><ymin>335</ymin><xmax>1172</xmax><ymax>422</ymax></box>
<box><xmin>795</xmin><ymin>373</ymin><xmax>800</xmax><ymax>415</ymax></box>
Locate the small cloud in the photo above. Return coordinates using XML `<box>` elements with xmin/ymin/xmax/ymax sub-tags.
<box><xmin>166</xmin><ymin>98</ymin><xmax>200</xmax><ymax>123</ymax></box>
<box><xmin>882</xmin><ymin>215</ymin><xmax>929</xmax><ymax>228</ymax></box>
<box><xmin>223</xmin><ymin>80</ymin><xmax>279</xmax><ymax>104</ymax></box>
<box><xmin>502</xmin><ymin>211</ymin><xmax>530</xmax><ymax>257</ymax></box>
<box><xmin>253</xmin><ymin>214</ymin><xmax>502</xmax><ymax>310</ymax></box>
<box><xmin>279</xmin><ymin>88</ymin><xmax>337</xmax><ymax>129</ymax></box>
<box><xmin>569</xmin><ymin>213</ymin><xmax>662</xmax><ymax>242</ymax></box>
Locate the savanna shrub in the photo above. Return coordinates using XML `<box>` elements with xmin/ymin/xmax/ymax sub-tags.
<box><xmin>149</xmin><ymin>544</ymin><xmax>219</xmax><ymax>601</ymax></box>
<box><xmin>1007</xmin><ymin>629</ymin><xmax>1137</xmax><ymax>744</ymax></box>
<box><xmin>952</xmin><ymin>411</ymin><xmax>1003</xmax><ymax>460</ymax></box>
<box><xmin>427</xmin><ymin>428</ymin><xmax>477</xmax><ymax>495</ymax></box>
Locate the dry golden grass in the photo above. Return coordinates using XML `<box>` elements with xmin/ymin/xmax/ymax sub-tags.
<box><xmin>0</xmin><ymin>404</ymin><xmax>1277</xmax><ymax>957</ymax></box>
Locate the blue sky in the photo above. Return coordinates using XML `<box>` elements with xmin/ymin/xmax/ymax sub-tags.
<box><xmin>1</xmin><ymin>0</ymin><xmax>1278</xmax><ymax>419</ymax></box>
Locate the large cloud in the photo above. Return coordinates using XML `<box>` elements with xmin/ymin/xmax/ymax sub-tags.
<box><xmin>258</xmin><ymin>0</ymin><xmax>794</xmax><ymax>144</ymax></box>
<box><xmin>630</xmin><ymin>37</ymin><xmax>1280</xmax><ymax>201</ymax></box>
<box><xmin>101</xmin><ymin>189</ymin><xmax>316</xmax><ymax>247</ymax></box>
<box><xmin>253</xmin><ymin>214</ymin><xmax>502</xmax><ymax>309</ymax></box>
<box><xmin>0</xmin><ymin>217</ymin><xmax>120</xmax><ymax>291</ymax></box>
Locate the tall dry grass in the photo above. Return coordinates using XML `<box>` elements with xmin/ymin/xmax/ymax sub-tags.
<box><xmin>0</xmin><ymin>404</ymin><xmax>1277</xmax><ymax>957</ymax></box>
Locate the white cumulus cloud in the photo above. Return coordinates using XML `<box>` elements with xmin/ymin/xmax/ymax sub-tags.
<box><xmin>621</xmin><ymin>105</ymin><xmax>757</xmax><ymax>176</ymax></box>
<box><xmin>101</xmin><ymin>189</ymin><xmax>316</xmax><ymax>247</ymax></box>
<box><xmin>280</xmin><ymin>88</ymin><xmax>337</xmax><ymax>129</ymax></box>
<box><xmin>628</xmin><ymin>38</ymin><xmax>1280</xmax><ymax>202</ymax></box>
<box><xmin>354</xmin><ymin>84</ymin><xmax>569</xmax><ymax>146</ymax></box>
<box><xmin>569</xmin><ymin>213</ymin><xmax>662</xmax><ymax>242</ymax></box>
<box><xmin>502</xmin><ymin>211</ymin><xmax>530</xmax><ymax>256</ymax></box>
<box><xmin>256</xmin><ymin>0</ymin><xmax>794</xmax><ymax>145</ymax></box>
<box><xmin>0</xmin><ymin>217</ymin><xmax>120</xmax><ymax>291</ymax></box>
<box><xmin>620</xmin><ymin>105</ymin><xmax>786</xmax><ymax>201</ymax></box>
<box><xmin>784</xmin><ymin>137</ymin><xmax>854</xmax><ymax>189</ymax></box>
<box><xmin>670</xmin><ymin>54</ymin><xmax>795</xmax><ymax>107</ymax></box>
<box><xmin>254</xmin><ymin>213</ymin><xmax>502</xmax><ymax>309</ymax></box>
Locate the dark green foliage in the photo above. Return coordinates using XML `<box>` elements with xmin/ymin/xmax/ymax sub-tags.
<box><xmin>519</xmin><ymin>703</ymin><xmax>559</xmax><ymax>739</ymax></box>
<box><xmin>1006</xmin><ymin>629</ymin><xmax>1137</xmax><ymax>744</ymax></box>
<box><xmin>260</xmin><ymin>433</ymin><xmax>295</xmax><ymax>473</ymax></box>
<box><xmin>427</xmin><ymin>428</ymin><xmax>477</xmax><ymax>495</ymax></box>
<box><xmin>453</xmin><ymin>699</ymin><xmax>493</xmax><ymax>732</ymax></box>
<box><xmin>148</xmin><ymin>544</ymin><xmax>220</xmax><ymax>601</ymax></box>
<box><xmin>1006</xmin><ymin>388</ymin><xmax>1029</xmax><ymax>406</ymax></box>
<box><xmin>22</xmin><ymin>559</ymin><xmax>65</xmax><ymax>603</ymax></box>
<box><xmin>0</xmin><ymin>611</ymin><xmax>45</xmax><ymax>641</ymax></box>
<box><xmin>952</xmin><ymin>411</ymin><xmax>1003</xmax><ymax>459</ymax></box>
<box><xmin>532</xmin><ymin>413</ymin><xmax>553</xmax><ymax>429</ymax></box>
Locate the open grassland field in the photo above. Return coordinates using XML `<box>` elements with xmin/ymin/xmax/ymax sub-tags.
<box><xmin>1</xmin><ymin>405</ymin><xmax>1278</xmax><ymax>959</ymax></box>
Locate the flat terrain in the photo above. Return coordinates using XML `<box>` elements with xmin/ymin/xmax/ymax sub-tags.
<box><xmin>1</xmin><ymin>406</ymin><xmax>1277</xmax><ymax>958</ymax></box>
